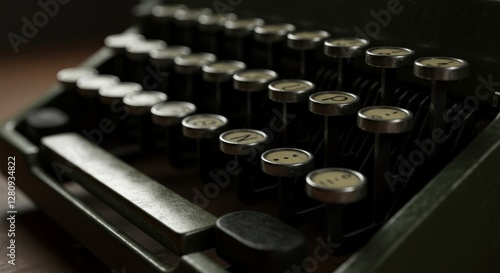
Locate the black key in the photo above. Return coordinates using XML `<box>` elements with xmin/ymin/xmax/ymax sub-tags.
<box><xmin>216</xmin><ymin>210</ymin><xmax>305</xmax><ymax>273</ymax></box>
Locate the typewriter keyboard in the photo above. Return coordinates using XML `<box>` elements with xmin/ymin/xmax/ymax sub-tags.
<box><xmin>12</xmin><ymin>2</ymin><xmax>498</xmax><ymax>273</ymax></box>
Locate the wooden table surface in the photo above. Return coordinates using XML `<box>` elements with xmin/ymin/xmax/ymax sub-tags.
<box><xmin>0</xmin><ymin>39</ymin><xmax>109</xmax><ymax>273</ymax></box>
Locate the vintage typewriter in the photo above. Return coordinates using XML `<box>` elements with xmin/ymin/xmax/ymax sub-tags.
<box><xmin>2</xmin><ymin>0</ymin><xmax>500</xmax><ymax>272</ymax></box>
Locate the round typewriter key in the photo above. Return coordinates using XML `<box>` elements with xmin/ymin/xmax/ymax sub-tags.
<box><xmin>174</xmin><ymin>8</ymin><xmax>212</xmax><ymax>27</ymax></box>
<box><xmin>150</xmin><ymin>46</ymin><xmax>191</xmax><ymax>68</ymax></box>
<box><xmin>152</xmin><ymin>4</ymin><xmax>187</xmax><ymax>43</ymax></box>
<box><xmin>414</xmin><ymin>57</ymin><xmax>469</xmax><ymax>130</ymax></box>
<box><xmin>324</xmin><ymin>37</ymin><xmax>369</xmax><ymax>89</ymax></box>
<box><xmin>219</xmin><ymin>129</ymin><xmax>268</xmax><ymax>156</ymax></box>
<box><xmin>174</xmin><ymin>8</ymin><xmax>212</xmax><ymax>47</ymax></box>
<box><xmin>77</xmin><ymin>74</ymin><xmax>120</xmax><ymax>98</ymax></box>
<box><xmin>365</xmin><ymin>46</ymin><xmax>415</xmax><ymax>69</ymax></box>
<box><xmin>357</xmin><ymin>106</ymin><xmax>413</xmax><ymax>134</ymax></box>
<box><xmin>104</xmin><ymin>32</ymin><xmax>145</xmax><ymax>53</ymax></box>
<box><xmin>309</xmin><ymin>91</ymin><xmax>360</xmax><ymax>166</ymax></box>
<box><xmin>324</xmin><ymin>37</ymin><xmax>369</xmax><ymax>58</ymax></box>
<box><xmin>224</xmin><ymin>18</ymin><xmax>265</xmax><ymax>60</ymax></box>
<box><xmin>126</xmin><ymin>39</ymin><xmax>167</xmax><ymax>61</ymax></box>
<box><xmin>287</xmin><ymin>30</ymin><xmax>330</xmax><ymax>51</ymax></box>
<box><xmin>268</xmin><ymin>79</ymin><xmax>315</xmax><ymax>145</ymax></box>
<box><xmin>182</xmin><ymin>114</ymin><xmax>228</xmax><ymax>139</ymax></box>
<box><xmin>198</xmin><ymin>13</ymin><xmax>237</xmax><ymax>32</ymax></box>
<box><xmin>357</xmin><ymin>106</ymin><xmax>413</xmax><ymax>223</ymax></box>
<box><xmin>123</xmin><ymin>91</ymin><xmax>168</xmax><ymax>152</ymax></box>
<box><xmin>174</xmin><ymin>53</ymin><xmax>217</xmax><ymax>74</ymax></box>
<box><xmin>57</xmin><ymin>67</ymin><xmax>98</xmax><ymax>89</ymax></box>
<box><xmin>233</xmin><ymin>69</ymin><xmax>279</xmax><ymax>92</ymax></box>
<box><xmin>99</xmin><ymin>82</ymin><xmax>142</xmax><ymax>105</ymax></box>
<box><xmin>174</xmin><ymin>52</ymin><xmax>217</xmax><ymax>103</ymax></box>
<box><xmin>287</xmin><ymin>30</ymin><xmax>330</xmax><ymax>78</ymax></box>
<box><xmin>255</xmin><ymin>24</ymin><xmax>296</xmax><ymax>68</ymax></box>
<box><xmin>152</xmin><ymin>4</ymin><xmax>186</xmax><ymax>23</ymax></box>
<box><xmin>234</xmin><ymin>69</ymin><xmax>278</xmax><ymax>127</ymax></box>
<box><xmin>255</xmin><ymin>23</ymin><xmax>296</xmax><ymax>43</ymax></box>
<box><xmin>183</xmin><ymin>114</ymin><xmax>229</xmax><ymax>182</ymax></box>
<box><xmin>76</xmin><ymin>74</ymin><xmax>120</xmax><ymax>130</ymax></box>
<box><xmin>123</xmin><ymin>91</ymin><xmax>167</xmax><ymax>115</ymax></box>
<box><xmin>306</xmin><ymin>168</ymin><xmax>367</xmax><ymax>204</ymax></box>
<box><xmin>203</xmin><ymin>61</ymin><xmax>247</xmax><ymax>113</ymax></box>
<box><xmin>152</xmin><ymin>101</ymin><xmax>197</xmax><ymax>167</ymax></box>
<box><xmin>224</xmin><ymin>18</ymin><xmax>265</xmax><ymax>38</ymax></box>
<box><xmin>151</xmin><ymin>101</ymin><xmax>196</xmax><ymax>127</ymax></box>
<box><xmin>306</xmin><ymin>168</ymin><xmax>368</xmax><ymax>246</ymax></box>
<box><xmin>261</xmin><ymin>148</ymin><xmax>314</xmax><ymax>177</ymax></box>
<box><xmin>261</xmin><ymin>148</ymin><xmax>317</xmax><ymax>224</ymax></box>
<box><xmin>414</xmin><ymin>57</ymin><xmax>469</xmax><ymax>81</ymax></box>
<box><xmin>268</xmin><ymin>79</ymin><xmax>315</xmax><ymax>103</ymax></box>
<box><xmin>219</xmin><ymin>129</ymin><xmax>273</xmax><ymax>204</ymax></box>
<box><xmin>366</xmin><ymin>46</ymin><xmax>415</xmax><ymax>105</ymax></box>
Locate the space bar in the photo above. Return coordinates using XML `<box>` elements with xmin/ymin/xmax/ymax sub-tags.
<box><xmin>41</xmin><ymin>133</ymin><xmax>216</xmax><ymax>255</ymax></box>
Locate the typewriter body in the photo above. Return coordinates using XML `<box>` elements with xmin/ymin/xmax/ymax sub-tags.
<box><xmin>2</xmin><ymin>0</ymin><xmax>500</xmax><ymax>272</ymax></box>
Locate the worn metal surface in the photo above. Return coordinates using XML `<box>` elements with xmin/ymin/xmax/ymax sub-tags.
<box><xmin>40</xmin><ymin>133</ymin><xmax>217</xmax><ymax>255</ymax></box>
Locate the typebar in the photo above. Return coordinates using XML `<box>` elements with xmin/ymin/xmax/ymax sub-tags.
<box><xmin>40</xmin><ymin>133</ymin><xmax>216</xmax><ymax>255</ymax></box>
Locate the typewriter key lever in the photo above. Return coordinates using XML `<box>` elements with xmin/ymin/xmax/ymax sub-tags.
<box><xmin>203</xmin><ymin>60</ymin><xmax>247</xmax><ymax>114</ymax></box>
<box><xmin>324</xmin><ymin>37</ymin><xmax>369</xmax><ymax>89</ymax></box>
<box><xmin>413</xmin><ymin>57</ymin><xmax>469</xmax><ymax>133</ymax></box>
<box><xmin>233</xmin><ymin>69</ymin><xmax>279</xmax><ymax>128</ymax></box>
<box><xmin>224</xmin><ymin>18</ymin><xmax>265</xmax><ymax>61</ymax></box>
<box><xmin>306</xmin><ymin>168</ymin><xmax>373</xmax><ymax>252</ymax></box>
<box><xmin>254</xmin><ymin>23</ymin><xmax>296</xmax><ymax>69</ymax></box>
<box><xmin>182</xmin><ymin>114</ymin><xmax>228</xmax><ymax>182</ymax></box>
<box><xmin>261</xmin><ymin>148</ymin><xmax>319</xmax><ymax>225</ymax></box>
<box><xmin>123</xmin><ymin>91</ymin><xmax>168</xmax><ymax>152</ymax></box>
<box><xmin>365</xmin><ymin>46</ymin><xmax>415</xmax><ymax>105</ymax></box>
<box><xmin>216</xmin><ymin>210</ymin><xmax>305</xmax><ymax>273</ymax></box>
<box><xmin>149</xmin><ymin>46</ymin><xmax>191</xmax><ymax>95</ymax></box>
<box><xmin>104</xmin><ymin>32</ymin><xmax>145</xmax><ymax>79</ymax></box>
<box><xmin>126</xmin><ymin>39</ymin><xmax>167</xmax><ymax>84</ymax></box>
<box><xmin>287</xmin><ymin>30</ymin><xmax>330</xmax><ymax>79</ymax></box>
<box><xmin>358</xmin><ymin>106</ymin><xmax>413</xmax><ymax>223</ymax></box>
<box><xmin>309</xmin><ymin>91</ymin><xmax>360</xmax><ymax>167</ymax></box>
<box><xmin>174</xmin><ymin>52</ymin><xmax>217</xmax><ymax>103</ymax></box>
<box><xmin>151</xmin><ymin>101</ymin><xmax>197</xmax><ymax>168</ymax></box>
<box><xmin>268</xmin><ymin>79</ymin><xmax>315</xmax><ymax>145</ymax></box>
<box><xmin>220</xmin><ymin>129</ymin><xmax>275</xmax><ymax>204</ymax></box>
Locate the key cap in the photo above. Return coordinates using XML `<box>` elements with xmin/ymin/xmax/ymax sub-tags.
<box><xmin>224</xmin><ymin>18</ymin><xmax>265</xmax><ymax>61</ymax></box>
<box><xmin>254</xmin><ymin>23</ymin><xmax>296</xmax><ymax>69</ymax></box>
<box><xmin>268</xmin><ymin>79</ymin><xmax>315</xmax><ymax>145</ymax></box>
<box><xmin>76</xmin><ymin>74</ymin><xmax>120</xmax><ymax>129</ymax></box>
<box><xmin>216</xmin><ymin>211</ymin><xmax>305</xmax><ymax>273</ymax></box>
<box><xmin>41</xmin><ymin>133</ymin><xmax>216</xmax><ymax>254</ymax></box>
<box><xmin>198</xmin><ymin>13</ymin><xmax>237</xmax><ymax>54</ymax></box>
<box><xmin>126</xmin><ymin>39</ymin><xmax>167</xmax><ymax>84</ymax></box>
<box><xmin>219</xmin><ymin>129</ymin><xmax>274</xmax><ymax>204</ymax></box>
<box><xmin>104</xmin><ymin>33</ymin><xmax>145</xmax><ymax>79</ymax></box>
<box><xmin>123</xmin><ymin>91</ymin><xmax>168</xmax><ymax>152</ymax></box>
<box><xmin>261</xmin><ymin>148</ymin><xmax>317</xmax><ymax>224</ymax></box>
<box><xmin>174</xmin><ymin>53</ymin><xmax>217</xmax><ymax>104</ymax></box>
<box><xmin>203</xmin><ymin>60</ymin><xmax>246</xmax><ymax>113</ymax></box>
<box><xmin>309</xmin><ymin>91</ymin><xmax>360</xmax><ymax>166</ymax></box>
<box><xmin>233</xmin><ymin>69</ymin><xmax>279</xmax><ymax>127</ymax></box>
<box><xmin>413</xmin><ymin>57</ymin><xmax>469</xmax><ymax>132</ymax></box>
<box><xmin>151</xmin><ymin>101</ymin><xmax>197</xmax><ymax>168</ymax></box>
<box><xmin>365</xmin><ymin>46</ymin><xmax>415</xmax><ymax>105</ymax></box>
<box><xmin>152</xmin><ymin>4</ymin><xmax>187</xmax><ymax>43</ymax></box>
<box><xmin>57</xmin><ymin>67</ymin><xmax>98</xmax><ymax>89</ymax></box>
<box><xmin>357</xmin><ymin>106</ymin><xmax>413</xmax><ymax>223</ymax></box>
<box><xmin>174</xmin><ymin>8</ymin><xmax>212</xmax><ymax>48</ymax></box>
<box><xmin>287</xmin><ymin>30</ymin><xmax>330</xmax><ymax>78</ymax></box>
<box><xmin>306</xmin><ymin>167</ymin><xmax>370</xmax><ymax>251</ymax></box>
<box><xmin>149</xmin><ymin>46</ymin><xmax>192</xmax><ymax>95</ymax></box>
<box><xmin>324</xmin><ymin>37</ymin><xmax>369</xmax><ymax>89</ymax></box>
<box><xmin>99</xmin><ymin>82</ymin><xmax>142</xmax><ymax>142</ymax></box>
<box><xmin>182</xmin><ymin>114</ymin><xmax>229</xmax><ymax>182</ymax></box>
